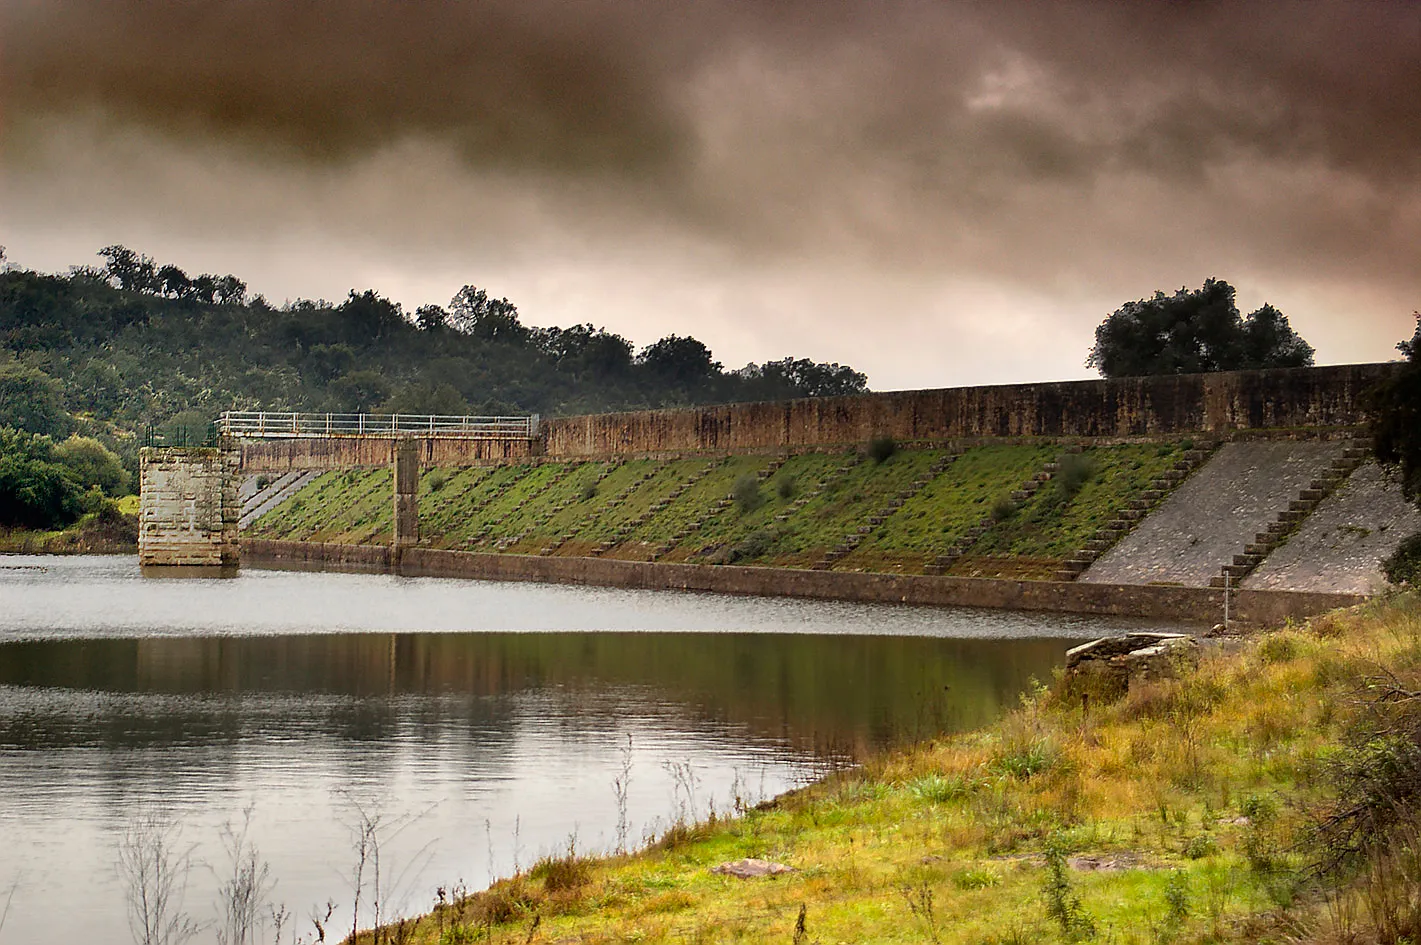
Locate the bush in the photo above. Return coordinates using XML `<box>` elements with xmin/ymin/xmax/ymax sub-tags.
<box><xmin>991</xmin><ymin>496</ymin><xmax>1018</xmax><ymax>522</ymax></box>
<box><xmin>712</xmin><ymin>529</ymin><xmax>773</xmax><ymax>565</ymax></box>
<box><xmin>426</xmin><ymin>469</ymin><xmax>448</xmax><ymax>493</ymax></box>
<box><xmin>0</xmin><ymin>455</ymin><xmax>85</xmax><ymax>529</ymax></box>
<box><xmin>530</xmin><ymin>852</ymin><xmax>592</xmax><ymax>892</ymax></box>
<box><xmin>1383</xmin><ymin>531</ymin><xmax>1421</xmax><ymax>586</ymax></box>
<box><xmin>775</xmin><ymin>476</ymin><xmax>796</xmax><ymax>500</ymax></box>
<box><xmin>1054</xmin><ymin>453</ymin><xmax>1095</xmax><ymax>500</ymax></box>
<box><xmin>732</xmin><ymin>474</ymin><xmax>762</xmax><ymax>513</ymax></box>
<box><xmin>580</xmin><ymin>482</ymin><xmax>598</xmax><ymax>501</ymax></box>
<box><xmin>54</xmin><ymin>435</ymin><xmax>129</xmax><ymax>495</ymax></box>
<box><xmin>866</xmin><ymin>436</ymin><xmax>897</xmax><ymax>463</ymax></box>
<box><xmin>1183</xmin><ymin>833</ymin><xmax>1220</xmax><ymax>859</ymax></box>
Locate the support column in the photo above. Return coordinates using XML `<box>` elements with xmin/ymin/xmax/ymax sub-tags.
<box><xmin>393</xmin><ymin>438</ymin><xmax>420</xmax><ymax>549</ymax></box>
<box><xmin>138</xmin><ymin>444</ymin><xmax>240</xmax><ymax>566</ymax></box>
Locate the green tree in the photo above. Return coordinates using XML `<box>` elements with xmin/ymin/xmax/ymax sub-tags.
<box><xmin>0</xmin><ymin>456</ymin><xmax>85</xmax><ymax>528</ymax></box>
<box><xmin>448</xmin><ymin>285</ymin><xmax>526</xmax><ymax>343</ymax></box>
<box><xmin>1086</xmin><ymin>279</ymin><xmax>1315</xmax><ymax>377</ymax></box>
<box><xmin>385</xmin><ymin>381</ymin><xmax>470</xmax><ymax>416</ymax></box>
<box><xmin>329</xmin><ymin>370</ymin><xmax>392</xmax><ymax>412</ymax></box>
<box><xmin>53</xmin><ymin>435</ymin><xmax>130</xmax><ymax>495</ymax></box>
<box><xmin>636</xmin><ymin>335</ymin><xmax>722</xmax><ymax>397</ymax></box>
<box><xmin>1370</xmin><ymin>314</ymin><xmax>1421</xmax><ymax>505</ymax></box>
<box><xmin>0</xmin><ymin>362</ymin><xmax>71</xmax><ymax>436</ymax></box>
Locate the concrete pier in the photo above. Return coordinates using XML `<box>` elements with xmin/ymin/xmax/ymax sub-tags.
<box><xmin>393</xmin><ymin>439</ymin><xmax>419</xmax><ymax>549</ymax></box>
<box><xmin>138</xmin><ymin>446</ymin><xmax>240</xmax><ymax>566</ymax></box>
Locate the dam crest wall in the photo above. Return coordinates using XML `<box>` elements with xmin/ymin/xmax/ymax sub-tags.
<box><xmin>239</xmin><ymin>363</ymin><xmax>1398</xmax><ymax>471</ymax></box>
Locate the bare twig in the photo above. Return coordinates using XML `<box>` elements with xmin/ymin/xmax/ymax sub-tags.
<box><xmin>117</xmin><ymin>810</ymin><xmax>202</xmax><ymax>945</ymax></box>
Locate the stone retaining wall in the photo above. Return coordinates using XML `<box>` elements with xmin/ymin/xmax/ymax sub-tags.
<box><xmin>541</xmin><ymin>363</ymin><xmax>1393</xmax><ymax>459</ymax></box>
<box><xmin>239</xmin><ymin>363</ymin><xmax>1398</xmax><ymax>471</ymax></box>
<box><xmin>243</xmin><ymin>539</ymin><xmax>1362</xmax><ymax>625</ymax></box>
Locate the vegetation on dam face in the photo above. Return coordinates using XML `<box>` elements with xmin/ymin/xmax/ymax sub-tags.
<box><xmin>247</xmin><ymin>441</ymin><xmax>1195</xmax><ymax>580</ymax></box>
<box><xmin>353</xmin><ymin>593</ymin><xmax>1421</xmax><ymax>945</ymax></box>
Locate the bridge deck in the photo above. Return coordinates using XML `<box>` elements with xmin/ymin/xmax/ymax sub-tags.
<box><xmin>218</xmin><ymin>411</ymin><xmax>538</xmax><ymax>440</ymax></box>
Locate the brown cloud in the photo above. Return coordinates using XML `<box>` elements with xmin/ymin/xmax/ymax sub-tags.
<box><xmin>1</xmin><ymin>0</ymin><xmax>1418</xmax><ymax>386</ymax></box>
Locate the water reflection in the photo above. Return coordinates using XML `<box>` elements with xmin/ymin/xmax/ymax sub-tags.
<box><xmin>0</xmin><ymin>556</ymin><xmax>1180</xmax><ymax>943</ymax></box>
<box><xmin>0</xmin><ymin>631</ymin><xmax>1069</xmax><ymax>756</ymax></box>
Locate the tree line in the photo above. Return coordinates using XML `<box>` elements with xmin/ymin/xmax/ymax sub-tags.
<box><xmin>0</xmin><ymin>244</ymin><xmax>867</xmax><ymax>529</ymax></box>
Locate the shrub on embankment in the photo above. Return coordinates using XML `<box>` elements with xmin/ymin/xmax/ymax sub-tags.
<box><xmin>343</xmin><ymin>594</ymin><xmax>1421</xmax><ymax>945</ymax></box>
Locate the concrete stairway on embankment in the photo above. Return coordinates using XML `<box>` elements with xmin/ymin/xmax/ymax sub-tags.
<box><xmin>493</xmin><ymin>464</ymin><xmax>581</xmax><ymax>550</ymax></box>
<box><xmin>660</xmin><ymin>454</ymin><xmax>857</xmax><ymax>564</ymax></box>
<box><xmin>589</xmin><ymin>459</ymin><xmax>728</xmax><ymax>557</ymax></box>
<box><xmin>1209</xmin><ymin>439</ymin><xmax>1371</xmax><ymax>588</ymax></box>
<box><xmin>1078</xmin><ymin>439</ymin><xmax>1352</xmax><ymax>588</ymax></box>
<box><xmin>538</xmin><ymin>461</ymin><xmax>665</xmax><ymax>556</ymax></box>
<box><xmin>240</xmin><ymin>471</ymin><xmax>319</xmax><ymax>529</ymax></box>
<box><xmin>818</xmin><ymin>450</ymin><xmax>963</xmax><ymax>570</ymax></box>
<box><xmin>1052</xmin><ymin>443</ymin><xmax>1218</xmax><ymax>582</ymax></box>
<box><xmin>646</xmin><ymin>458</ymin><xmax>776</xmax><ymax>562</ymax></box>
<box><xmin>922</xmin><ymin>449</ymin><xmax>1070</xmax><ymax>576</ymax></box>
<box><xmin>1244</xmin><ymin>458</ymin><xmax>1421</xmax><ymax>595</ymax></box>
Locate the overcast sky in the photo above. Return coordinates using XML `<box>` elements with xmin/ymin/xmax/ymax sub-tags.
<box><xmin>2</xmin><ymin>0</ymin><xmax>1417</xmax><ymax>390</ymax></box>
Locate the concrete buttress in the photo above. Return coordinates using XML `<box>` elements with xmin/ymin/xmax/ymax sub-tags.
<box><xmin>393</xmin><ymin>439</ymin><xmax>419</xmax><ymax>548</ymax></box>
<box><xmin>139</xmin><ymin>445</ymin><xmax>241</xmax><ymax>566</ymax></box>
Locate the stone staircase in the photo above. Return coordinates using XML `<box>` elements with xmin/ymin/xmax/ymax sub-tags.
<box><xmin>240</xmin><ymin>471</ymin><xmax>318</xmax><ymax>529</ymax></box>
<box><xmin>537</xmin><ymin>461</ymin><xmax>668</xmax><ymax>555</ymax></box>
<box><xmin>461</xmin><ymin>465</ymin><xmax>543</xmax><ymax>547</ymax></box>
<box><xmin>534</xmin><ymin>463</ymin><xmax>625</xmax><ymax>555</ymax></box>
<box><xmin>649</xmin><ymin>455</ymin><xmax>806</xmax><ymax>561</ymax></box>
<box><xmin>925</xmin><ymin>448</ymin><xmax>1076</xmax><ymax>576</ymax></box>
<box><xmin>588</xmin><ymin>461</ymin><xmax>720</xmax><ymax>557</ymax></box>
<box><xmin>1209</xmin><ymin>437</ymin><xmax>1371</xmax><ymax>588</ymax></box>
<box><xmin>1053</xmin><ymin>443</ymin><xmax>1218</xmax><ymax>582</ymax></box>
<box><xmin>814</xmin><ymin>450</ymin><xmax>962</xmax><ymax>571</ymax></box>
<box><xmin>492</xmin><ymin>463</ymin><xmax>582</xmax><ymax>551</ymax></box>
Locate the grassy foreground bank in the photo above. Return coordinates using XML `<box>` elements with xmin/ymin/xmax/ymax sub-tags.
<box><xmin>359</xmin><ymin>593</ymin><xmax>1421</xmax><ymax>945</ymax></box>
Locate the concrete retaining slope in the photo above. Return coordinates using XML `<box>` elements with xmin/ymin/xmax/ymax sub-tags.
<box><xmin>1246</xmin><ymin>463</ymin><xmax>1421</xmax><ymax>594</ymax></box>
<box><xmin>1081</xmin><ymin>440</ymin><xmax>1348</xmax><ymax>587</ymax></box>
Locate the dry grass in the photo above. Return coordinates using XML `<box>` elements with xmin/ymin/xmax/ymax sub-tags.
<box><xmin>349</xmin><ymin>593</ymin><xmax>1421</xmax><ymax>945</ymax></box>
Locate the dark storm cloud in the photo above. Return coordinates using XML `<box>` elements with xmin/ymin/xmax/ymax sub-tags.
<box><xmin>1</xmin><ymin>0</ymin><xmax>1418</xmax><ymax>382</ymax></box>
<box><xmin>1</xmin><ymin>0</ymin><xmax>689</xmax><ymax>174</ymax></box>
<box><xmin>6</xmin><ymin>1</ymin><xmax>1416</xmax><ymax>189</ymax></box>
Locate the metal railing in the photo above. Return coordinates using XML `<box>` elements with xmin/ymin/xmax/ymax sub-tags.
<box><xmin>217</xmin><ymin>411</ymin><xmax>540</xmax><ymax>440</ymax></box>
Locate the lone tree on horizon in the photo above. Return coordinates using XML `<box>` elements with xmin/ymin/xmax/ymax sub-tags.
<box><xmin>1086</xmin><ymin>278</ymin><xmax>1315</xmax><ymax>378</ymax></box>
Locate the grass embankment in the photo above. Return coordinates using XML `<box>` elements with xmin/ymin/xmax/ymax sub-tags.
<box><xmin>0</xmin><ymin>495</ymin><xmax>139</xmax><ymax>553</ymax></box>
<box><xmin>359</xmin><ymin>595</ymin><xmax>1421</xmax><ymax>945</ymax></box>
<box><xmin>248</xmin><ymin>441</ymin><xmax>1194</xmax><ymax>578</ymax></box>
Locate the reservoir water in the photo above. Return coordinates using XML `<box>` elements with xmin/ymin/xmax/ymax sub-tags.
<box><xmin>0</xmin><ymin>555</ymin><xmax>1177</xmax><ymax>943</ymax></box>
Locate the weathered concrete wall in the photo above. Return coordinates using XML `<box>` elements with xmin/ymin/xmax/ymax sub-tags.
<box><xmin>541</xmin><ymin>363</ymin><xmax>1397</xmax><ymax>458</ymax></box>
<box><xmin>236</xmin><ymin>363</ymin><xmax>1398</xmax><ymax>471</ymax></box>
<box><xmin>243</xmin><ymin>539</ymin><xmax>1361</xmax><ymax>625</ymax></box>
<box><xmin>240</xmin><ymin>435</ymin><xmax>534</xmax><ymax>472</ymax></box>
<box><xmin>140</xmin><ymin>447</ymin><xmax>240</xmax><ymax>566</ymax></box>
